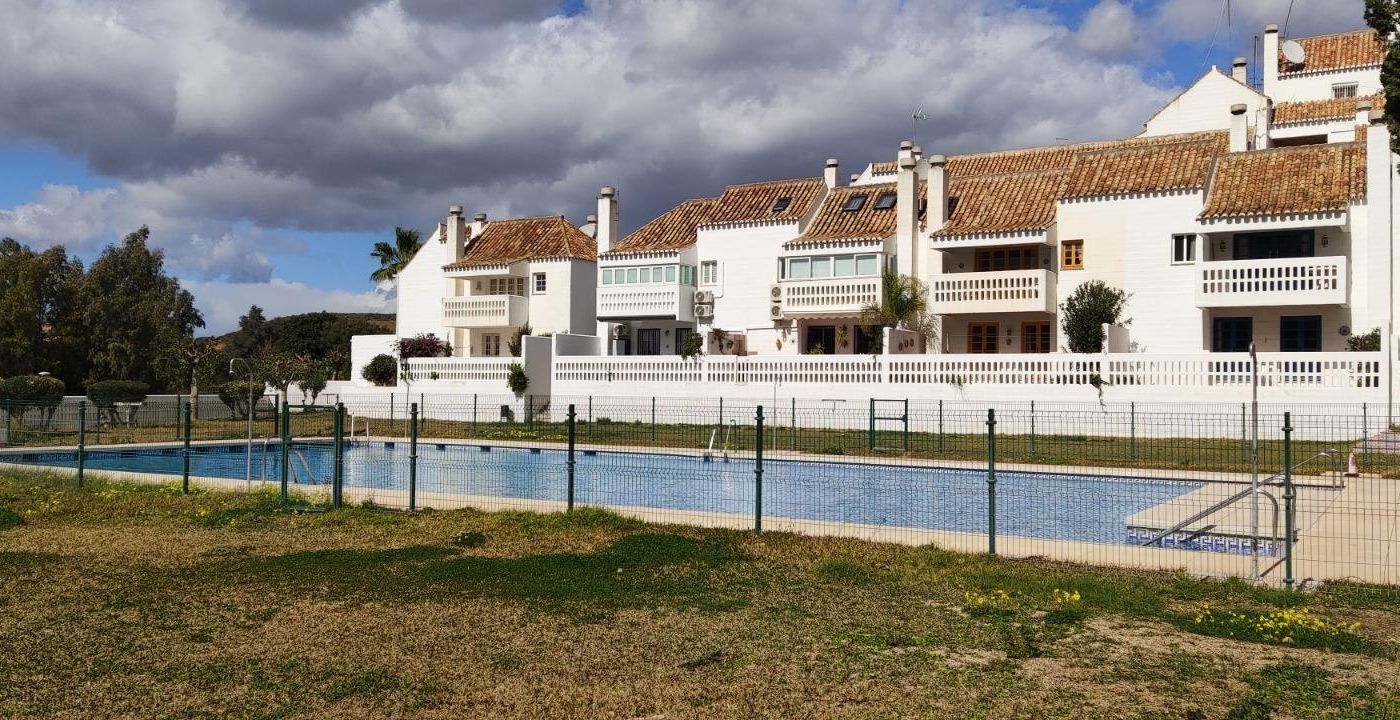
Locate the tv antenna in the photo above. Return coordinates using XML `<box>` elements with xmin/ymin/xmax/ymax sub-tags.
<box><xmin>911</xmin><ymin>108</ymin><xmax>928</xmax><ymax>145</ymax></box>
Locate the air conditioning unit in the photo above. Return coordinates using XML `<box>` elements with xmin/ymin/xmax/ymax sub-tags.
<box><xmin>694</xmin><ymin>290</ymin><xmax>714</xmax><ymax>304</ymax></box>
<box><xmin>769</xmin><ymin>284</ymin><xmax>784</xmax><ymax>301</ymax></box>
<box><xmin>769</xmin><ymin>304</ymin><xmax>784</xmax><ymax>320</ymax></box>
<box><xmin>694</xmin><ymin>303</ymin><xmax>714</xmax><ymax>318</ymax></box>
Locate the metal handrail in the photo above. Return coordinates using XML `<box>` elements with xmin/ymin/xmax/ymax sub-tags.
<box><xmin>1140</xmin><ymin>449</ymin><xmax>1336</xmax><ymax>549</ymax></box>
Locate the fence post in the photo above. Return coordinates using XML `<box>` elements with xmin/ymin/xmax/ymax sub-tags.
<box><xmin>279</xmin><ymin>402</ymin><xmax>290</xmax><ymax>506</ymax></box>
<box><xmin>718</xmin><ymin>397</ymin><xmax>724</xmax><ymax>432</ymax></box>
<box><xmin>175</xmin><ymin>393</ymin><xmax>182</xmax><ymax>441</ymax></box>
<box><xmin>588</xmin><ymin>394</ymin><xmax>594</xmax><ymax>439</ymax></box>
<box><xmin>332</xmin><ymin>402</ymin><xmax>345</xmax><ymax>510</ymax></box>
<box><xmin>1130</xmin><ymin>401</ymin><xmax>1137</xmax><ymax>460</ymax></box>
<box><xmin>1282</xmin><ymin>411</ymin><xmax>1295</xmax><ymax>591</ymax></box>
<box><xmin>473</xmin><ymin>393</ymin><xmax>478</xmax><ymax>429</ymax></box>
<box><xmin>790</xmin><ymin>397</ymin><xmax>797</xmax><ymax>451</ymax></box>
<box><xmin>76</xmin><ymin>402</ymin><xmax>86</xmax><ymax>489</ymax></box>
<box><xmin>526</xmin><ymin>395</ymin><xmax>534</xmax><ymax>428</ymax></box>
<box><xmin>938</xmin><ymin>399</ymin><xmax>944</xmax><ymax>453</ymax></box>
<box><xmin>3</xmin><ymin>399</ymin><xmax>10</xmax><ymax>446</ymax></box>
<box><xmin>1029</xmin><ymin>400</ymin><xmax>1036</xmax><ymax>456</ymax></box>
<box><xmin>567</xmin><ymin>404</ymin><xmax>576</xmax><ymax>512</ymax></box>
<box><xmin>1362</xmin><ymin>402</ymin><xmax>1369</xmax><ymax>469</ymax></box>
<box><xmin>651</xmin><ymin>396</ymin><xmax>656</xmax><ymax>443</ymax></box>
<box><xmin>182</xmin><ymin>401</ymin><xmax>192</xmax><ymax>494</ymax></box>
<box><xmin>986</xmin><ymin>408</ymin><xmax>997</xmax><ymax>557</ymax></box>
<box><xmin>754</xmin><ymin>405</ymin><xmax>764</xmax><ymax>533</ymax></box>
<box><xmin>420</xmin><ymin>392</ymin><xmax>426</xmax><ymax>437</ymax></box>
<box><xmin>1240</xmin><ymin>402</ymin><xmax>1247</xmax><ymax>463</ymax></box>
<box><xmin>408</xmin><ymin>402</ymin><xmax>419</xmax><ymax>512</ymax></box>
<box><xmin>867</xmin><ymin>398</ymin><xmax>875</xmax><ymax>451</ymax></box>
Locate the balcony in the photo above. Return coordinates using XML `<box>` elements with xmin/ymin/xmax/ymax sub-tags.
<box><xmin>931</xmin><ymin>269</ymin><xmax>1055</xmax><ymax>314</ymax></box>
<box><xmin>441</xmin><ymin>295</ymin><xmax>528</xmax><ymax>328</ymax></box>
<box><xmin>597</xmin><ymin>284</ymin><xmax>694</xmax><ymax>321</ymax></box>
<box><xmin>1195</xmin><ymin>256</ymin><xmax>1347</xmax><ymax>308</ymax></box>
<box><xmin>779</xmin><ymin>276</ymin><xmax>882</xmax><ymax>317</ymax></box>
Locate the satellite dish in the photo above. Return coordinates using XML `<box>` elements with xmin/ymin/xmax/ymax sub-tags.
<box><xmin>1282</xmin><ymin>39</ymin><xmax>1306</xmax><ymax>65</ymax></box>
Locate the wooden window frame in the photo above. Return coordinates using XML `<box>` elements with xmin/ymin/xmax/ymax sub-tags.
<box><xmin>1060</xmin><ymin>240</ymin><xmax>1084</xmax><ymax>270</ymax></box>
<box><xmin>1020</xmin><ymin>321</ymin><xmax>1051</xmax><ymax>353</ymax></box>
<box><xmin>967</xmin><ymin>322</ymin><xmax>999</xmax><ymax>354</ymax></box>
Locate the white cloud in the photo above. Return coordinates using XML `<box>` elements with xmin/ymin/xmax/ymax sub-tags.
<box><xmin>1151</xmin><ymin>0</ymin><xmax>1366</xmax><ymax>45</ymax></box>
<box><xmin>0</xmin><ymin>185</ymin><xmax>119</xmax><ymax>249</ymax></box>
<box><xmin>185</xmin><ymin>278</ymin><xmax>393</xmax><ymax>334</ymax></box>
<box><xmin>1075</xmin><ymin>0</ymin><xmax>1142</xmax><ymax>59</ymax></box>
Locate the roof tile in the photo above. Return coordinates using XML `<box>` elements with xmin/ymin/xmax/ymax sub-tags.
<box><xmin>934</xmin><ymin>169</ymin><xmax>1068</xmax><ymax>236</ymax></box>
<box><xmin>1273</xmin><ymin>93</ymin><xmax>1383</xmax><ymax>125</ymax></box>
<box><xmin>605</xmin><ymin>198</ymin><xmax>717</xmax><ymax>255</ymax></box>
<box><xmin>789</xmin><ymin>182</ymin><xmax>904</xmax><ymax>246</ymax></box>
<box><xmin>445</xmin><ymin>216</ymin><xmax>596</xmax><ymax>268</ymax></box>
<box><xmin>706</xmin><ymin>177</ymin><xmax>826</xmax><ymax>225</ymax></box>
<box><xmin>1199</xmin><ymin>143</ymin><xmax>1366</xmax><ymax>220</ymax></box>
<box><xmin>1061</xmin><ymin>137</ymin><xmax>1226</xmax><ymax>199</ymax></box>
<box><xmin>1281</xmin><ymin>30</ymin><xmax>1383</xmax><ymax>75</ymax></box>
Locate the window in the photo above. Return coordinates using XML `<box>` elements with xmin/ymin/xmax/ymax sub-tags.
<box><xmin>856</xmin><ymin>254</ymin><xmax>879</xmax><ymax>276</ymax></box>
<box><xmin>680</xmin><ymin>265</ymin><xmax>695</xmax><ymax>285</ymax></box>
<box><xmin>804</xmin><ymin>325</ymin><xmax>835</xmax><ymax>354</ymax></box>
<box><xmin>1021</xmin><ymin>322</ymin><xmax>1051</xmax><ymax>353</ymax></box>
<box><xmin>533</xmin><ymin>272</ymin><xmax>547</xmax><ymax>294</ymax></box>
<box><xmin>771</xmin><ymin>197</ymin><xmax>791</xmax><ymax>213</ymax></box>
<box><xmin>1281</xmin><ymin>315</ymin><xmax>1323</xmax><ymax>352</ymax></box>
<box><xmin>874</xmin><ymin>192</ymin><xmax>897</xmax><ymax>210</ymax></box>
<box><xmin>967</xmin><ymin>323</ymin><xmax>999</xmax><ymax>354</ymax></box>
<box><xmin>786</xmin><ymin>253</ymin><xmax>881</xmax><ymax>279</ymax></box>
<box><xmin>1234</xmin><ymin>230</ymin><xmax>1314</xmax><ymax>260</ymax></box>
<box><xmin>638</xmin><ymin>267</ymin><xmax>650</xmax><ymax>283</ymax></box>
<box><xmin>637</xmin><ymin>328</ymin><xmax>661</xmax><ymax>355</ymax></box>
<box><xmin>674</xmin><ymin>328</ymin><xmax>692</xmax><ymax>356</ymax></box>
<box><xmin>1333</xmin><ymin>82</ymin><xmax>1359</xmax><ymax>99</ymax></box>
<box><xmin>832</xmin><ymin>255</ymin><xmax>855</xmax><ymax>277</ymax></box>
<box><xmin>1172</xmin><ymin>234</ymin><xmax>1197</xmax><ymax>264</ymax></box>
<box><xmin>664</xmin><ymin>266</ymin><xmax>676</xmax><ymax>282</ymax></box>
<box><xmin>843</xmin><ymin>194</ymin><xmax>867</xmax><ymax>212</ymax></box>
<box><xmin>482</xmin><ymin>334</ymin><xmax>501</xmax><ymax>357</ymax></box>
<box><xmin>487</xmin><ymin>277</ymin><xmax>524</xmax><ymax>295</ymax></box>
<box><xmin>811</xmin><ymin>256</ymin><xmax>832</xmax><ymax>278</ymax></box>
<box><xmin>787</xmin><ymin>257</ymin><xmax>810</xmax><ymax>279</ymax></box>
<box><xmin>1211</xmin><ymin>317</ymin><xmax>1253</xmax><ymax>353</ymax></box>
<box><xmin>700</xmin><ymin>261</ymin><xmax>718</xmax><ymax>285</ymax></box>
<box><xmin>1060</xmin><ymin>240</ymin><xmax>1083</xmax><ymax>270</ymax></box>
<box><xmin>601</xmin><ymin>269</ymin><xmax>613</xmax><ymax>285</ymax></box>
<box><xmin>626</xmin><ymin>267</ymin><xmax>638</xmax><ymax>283</ymax></box>
<box><xmin>975</xmin><ymin>246</ymin><xmax>1038</xmax><ymax>272</ymax></box>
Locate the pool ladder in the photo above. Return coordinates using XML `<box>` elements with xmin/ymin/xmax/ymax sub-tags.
<box><xmin>703</xmin><ymin>420</ymin><xmax>737</xmax><ymax>462</ymax></box>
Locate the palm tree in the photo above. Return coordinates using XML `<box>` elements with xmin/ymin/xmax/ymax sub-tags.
<box><xmin>861</xmin><ymin>269</ymin><xmax>936</xmax><ymax>352</ymax></box>
<box><xmin>370</xmin><ymin>227</ymin><xmax>423</xmax><ymax>283</ymax></box>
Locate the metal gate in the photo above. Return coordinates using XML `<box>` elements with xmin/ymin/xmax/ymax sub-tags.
<box><xmin>278</xmin><ymin>402</ymin><xmax>346</xmax><ymax>510</ymax></box>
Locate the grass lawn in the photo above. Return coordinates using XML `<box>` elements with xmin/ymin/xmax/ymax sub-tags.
<box><xmin>1</xmin><ymin>469</ymin><xmax>1398</xmax><ymax>718</ymax></box>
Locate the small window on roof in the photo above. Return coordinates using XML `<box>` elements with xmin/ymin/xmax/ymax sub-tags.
<box><xmin>843</xmin><ymin>194</ymin><xmax>867</xmax><ymax>212</ymax></box>
<box><xmin>771</xmin><ymin>197</ymin><xmax>792</xmax><ymax>212</ymax></box>
<box><xmin>873</xmin><ymin>192</ymin><xmax>897</xmax><ymax>210</ymax></box>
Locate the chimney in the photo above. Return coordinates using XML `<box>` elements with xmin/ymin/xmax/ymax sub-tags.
<box><xmin>895</xmin><ymin>156</ymin><xmax>919</xmax><ymax>276</ymax></box>
<box><xmin>596</xmin><ymin>186</ymin><xmax>618</xmax><ymax>254</ymax></box>
<box><xmin>824</xmin><ymin>158</ymin><xmax>840</xmax><ymax>188</ymax></box>
<box><xmin>1357</xmin><ymin>98</ymin><xmax>1375</xmax><ymax>129</ymax></box>
<box><xmin>898</xmin><ymin>140</ymin><xmax>914</xmax><ymax>160</ymax></box>
<box><xmin>1229</xmin><ymin>104</ymin><xmax>1249</xmax><ymax>152</ymax></box>
<box><xmin>471</xmin><ymin>212</ymin><xmax>488</xmax><ymax>238</ymax></box>
<box><xmin>445</xmin><ymin>206</ymin><xmax>468</xmax><ymax>261</ymax></box>
<box><xmin>1232</xmin><ymin>57</ymin><xmax>1248</xmax><ymax>85</ymax></box>
<box><xmin>1263</xmin><ymin>24</ymin><xmax>1279</xmax><ymax>97</ymax></box>
<box><xmin>849</xmin><ymin>173</ymin><xmax>860</xmax><ymax>184</ymax></box>
<box><xmin>912</xmin><ymin>145</ymin><xmax>923</xmax><ymax>160</ymax></box>
<box><xmin>926</xmin><ymin>155</ymin><xmax>949</xmax><ymax>229</ymax></box>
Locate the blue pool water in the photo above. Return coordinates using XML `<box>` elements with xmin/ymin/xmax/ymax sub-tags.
<box><xmin>3</xmin><ymin>442</ymin><xmax>1202</xmax><ymax>545</ymax></box>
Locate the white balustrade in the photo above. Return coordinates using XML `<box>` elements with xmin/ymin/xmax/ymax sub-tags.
<box><xmin>597</xmin><ymin>285</ymin><xmax>693</xmax><ymax>321</ymax></box>
<box><xmin>441</xmin><ymin>295</ymin><xmax>527</xmax><ymax>328</ymax></box>
<box><xmin>404</xmin><ymin>357</ymin><xmax>513</xmax><ymax>382</ymax></box>
<box><xmin>780</xmin><ymin>276</ymin><xmax>882</xmax><ymax>316</ymax></box>
<box><xmin>930</xmin><ymin>269</ymin><xmax>1055</xmax><ymax>314</ymax></box>
<box><xmin>1195</xmin><ymin>257</ymin><xmax>1347</xmax><ymax>307</ymax></box>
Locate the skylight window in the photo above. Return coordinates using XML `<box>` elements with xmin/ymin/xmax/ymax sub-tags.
<box><xmin>771</xmin><ymin>197</ymin><xmax>792</xmax><ymax>212</ymax></box>
<box><xmin>843</xmin><ymin>194</ymin><xmax>867</xmax><ymax>212</ymax></box>
<box><xmin>873</xmin><ymin>192</ymin><xmax>897</xmax><ymax>210</ymax></box>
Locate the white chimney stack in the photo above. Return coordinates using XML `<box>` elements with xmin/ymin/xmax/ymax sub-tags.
<box><xmin>446</xmin><ymin>205</ymin><xmax>468</xmax><ymax>261</ymax></box>
<box><xmin>1232</xmin><ymin>57</ymin><xmax>1248</xmax><ymax>85</ymax></box>
<box><xmin>895</xmin><ymin>156</ymin><xmax>919</xmax><ymax>276</ymax></box>
<box><xmin>1263</xmin><ymin>24</ymin><xmax>1280</xmax><ymax>97</ymax></box>
<box><xmin>596</xmin><ymin>186</ymin><xmax>618</xmax><ymax>254</ymax></box>
<box><xmin>471</xmin><ymin>212</ymin><xmax>488</xmax><ymax>238</ymax></box>
<box><xmin>824</xmin><ymin>158</ymin><xmax>840</xmax><ymax>188</ymax></box>
<box><xmin>1357</xmin><ymin>98</ymin><xmax>1375</xmax><ymax>129</ymax></box>
<box><xmin>898</xmin><ymin>140</ymin><xmax>914</xmax><ymax>161</ymax></box>
<box><xmin>926</xmin><ymin>155</ymin><xmax>949</xmax><ymax>229</ymax></box>
<box><xmin>1229</xmin><ymin>104</ymin><xmax>1249</xmax><ymax>152</ymax></box>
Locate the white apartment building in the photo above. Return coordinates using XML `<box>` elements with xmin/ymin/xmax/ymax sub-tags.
<box><xmin>393</xmin><ymin>207</ymin><xmax>597</xmax><ymax>358</ymax></box>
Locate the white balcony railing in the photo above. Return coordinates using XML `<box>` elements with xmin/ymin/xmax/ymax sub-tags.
<box><xmin>930</xmin><ymin>269</ymin><xmax>1055</xmax><ymax>314</ymax></box>
<box><xmin>779</xmin><ymin>276</ymin><xmax>882</xmax><ymax>317</ymax></box>
<box><xmin>1195</xmin><ymin>256</ymin><xmax>1347</xmax><ymax>308</ymax></box>
<box><xmin>597</xmin><ymin>284</ymin><xmax>694</xmax><ymax>321</ymax></box>
<box><xmin>404</xmin><ymin>357</ymin><xmax>513</xmax><ymax>382</ymax></box>
<box><xmin>441</xmin><ymin>295</ymin><xmax>528</xmax><ymax>328</ymax></box>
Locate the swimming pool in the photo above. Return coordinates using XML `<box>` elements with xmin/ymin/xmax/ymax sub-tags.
<box><xmin>1</xmin><ymin>441</ymin><xmax>1205</xmax><ymax>546</ymax></box>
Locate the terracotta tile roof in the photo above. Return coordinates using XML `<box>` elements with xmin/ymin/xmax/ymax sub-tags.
<box><xmin>1061</xmin><ymin>137</ymin><xmax>1226</xmax><ymax>199</ymax></box>
<box><xmin>934</xmin><ymin>169</ymin><xmax>1068</xmax><ymax>236</ymax></box>
<box><xmin>1199</xmin><ymin>143</ymin><xmax>1366</xmax><ymax>220</ymax></box>
<box><xmin>788</xmin><ymin>182</ymin><xmax>904</xmax><ymax>246</ymax></box>
<box><xmin>1273</xmin><ymin>93</ymin><xmax>1383</xmax><ymax>125</ymax></box>
<box><xmin>445</xmin><ymin>215</ymin><xmax>596</xmax><ymax>268</ymax></box>
<box><xmin>604</xmin><ymin>198</ymin><xmax>717</xmax><ymax>256</ymax></box>
<box><xmin>705</xmin><ymin>177</ymin><xmax>825</xmax><ymax>225</ymax></box>
<box><xmin>1281</xmin><ymin>29</ymin><xmax>1383</xmax><ymax>75</ymax></box>
<box><xmin>871</xmin><ymin>131</ymin><xmax>1227</xmax><ymax>178</ymax></box>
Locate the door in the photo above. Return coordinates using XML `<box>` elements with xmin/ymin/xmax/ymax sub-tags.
<box><xmin>1280</xmin><ymin>316</ymin><xmax>1322</xmax><ymax>352</ymax></box>
<box><xmin>854</xmin><ymin>325</ymin><xmax>881</xmax><ymax>354</ymax></box>
<box><xmin>1020</xmin><ymin>321</ymin><xmax>1051</xmax><ymax>353</ymax></box>
<box><xmin>637</xmin><ymin>328</ymin><xmax>661</xmax><ymax>355</ymax></box>
<box><xmin>804</xmin><ymin>325</ymin><xmax>835</xmax><ymax>354</ymax></box>
<box><xmin>967</xmin><ymin>322</ymin><xmax>999</xmax><ymax>354</ymax></box>
<box><xmin>1211</xmin><ymin>317</ymin><xmax>1252</xmax><ymax>352</ymax></box>
<box><xmin>482</xmin><ymin>334</ymin><xmax>501</xmax><ymax>357</ymax></box>
<box><xmin>674</xmin><ymin>328</ymin><xmax>693</xmax><ymax>356</ymax></box>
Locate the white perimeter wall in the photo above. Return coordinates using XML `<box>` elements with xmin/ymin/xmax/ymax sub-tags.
<box><xmin>350</xmin><ymin>334</ymin><xmax>398</xmax><ymax>386</ymax></box>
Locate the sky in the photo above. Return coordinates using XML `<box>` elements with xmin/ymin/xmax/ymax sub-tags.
<box><xmin>0</xmin><ymin>0</ymin><xmax>1368</xmax><ymax>334</ymax></box>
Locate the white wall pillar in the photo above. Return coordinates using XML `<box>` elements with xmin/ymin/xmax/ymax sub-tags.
<box><xmin>895</xmin><ymin>156</ymin><xmax>918</xmax><ymax>277</ymax></box>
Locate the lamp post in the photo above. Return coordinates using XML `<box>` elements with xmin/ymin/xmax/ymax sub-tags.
<box><xmin>229</xmin><ymin>358</ymin><xmax>254</xmax><ymax>486</ymax></box>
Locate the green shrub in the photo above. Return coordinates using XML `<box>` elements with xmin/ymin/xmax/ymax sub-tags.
<box><xmin>85</xmin><ymin>379</ymin><xmax>149</xmax><ymax>407</ymax></box>
<box><xmin>217</xmin><ymin>380</ymin><xmax>261</xmax><ymax>420</ymax></box>
<box><xmin>362</xmin><ymin>354</ymin><xmax>397</xmax><ymax>387</ymax></box>
<box><xmin>300</xmin><ymin>369</ymin><xmax>329</xmax><ymax>404</ymax></box>
<box><xmin>1</xmin><ymin>375</ymin><xmax>66</xmax><ymax>428</ymax></box>
<box><xmin>506</xmin><ymin>363</ymin><xmax>528</xmax><ymax>397</ymax></box>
